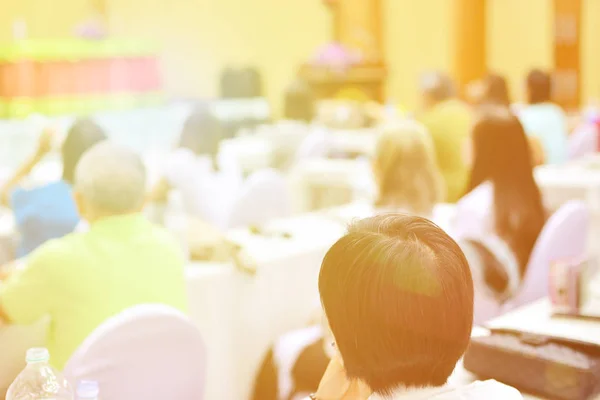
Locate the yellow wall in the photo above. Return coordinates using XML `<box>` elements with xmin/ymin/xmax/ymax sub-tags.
<box><xmin>582</xmin><ymin>0</ymin><xmax>600</xmax><ymax>104</ymax></box>
<box><xmin>0</xmin><ymin>0</ymin><xmax>89</xmax><ymax>42</ymax></box>
<box><xmin>486</xmin><ymin>0</ymin><xmax>554</xmax><ymax>103</ymax></box>
<box><xmin>385</xmin><ymin>0</ymin><xmax>453</xmax><ymax>109</ymax></box>
<box><xmin>106</xmin><ymin>0</ymin><xmax>329</xmax><ymax>115</ymax></box>
<box><xmin>5</xmin><ymin>0</ymin><xmax>599</xmax><ymax>110</ymax></box>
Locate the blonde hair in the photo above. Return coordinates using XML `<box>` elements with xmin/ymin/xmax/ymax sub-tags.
<box><xmin>373</xmin><ymin>120</ymin><xmax>444</xmax><ymax>214</ymax></box>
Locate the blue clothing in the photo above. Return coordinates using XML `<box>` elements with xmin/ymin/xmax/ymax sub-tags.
<box><xmin>518</xmin><ymin>103</ymin><xmax>569</xmax><ymax>164</ymax></box>
<box><xmin>11</xmin><ymin>180</ymin><xmax>80</xmax><ymax>257</ymax></box>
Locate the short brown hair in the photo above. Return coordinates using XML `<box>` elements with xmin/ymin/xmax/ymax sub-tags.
<box><xmin>319</xmin><ymin>215</ymin><xmax>473</xmax><ymax>394</ymax></box>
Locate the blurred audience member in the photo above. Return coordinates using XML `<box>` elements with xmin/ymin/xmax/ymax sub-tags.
<box><xmin>518</xmin><ymin>69</ymin><xmax>568</xmax><ymax>164</ymax></box>
<box><xmin>284</xmin><ymin>79</ymin><xmax>315</xmax><ymax>123</ymax></box>
<box><xmin>373</xmin><ymin>120</ymin><xmax>443</xmax><ymax>215</ymax></box>
<box><xmin>456</xmin><ymin>107</ymin><xmax>545</xmax><ymax>301</ymax></box>
<box><xmin>312</xmin><ymin>215</ymin><xmax>522</xmax><ymax>400</ymax></box>
<box><xmin>252</xmin><ymin>322</ymin><xmax>332</xmax><ymax>400</ymax></box>
<box><xmin>417</xmin><ymin>72</ymin><xmax>471</xmax><ymax>203</ymax></box>
<box><xmin>0</xmin><ymin>119</ymin><xmax>106</xmax><ymax>257</ymax></box>
<box><xmin>479</xmin><ymin>74</ymin><xmax>511</xmax><ymax>107</ymax></box>
<box><xmin>148</xmin><ymin>105</ymin><xmax>242</xmax><ymax>229</ymax></box>
<box><xmin>0</xmin><ymin>142</ymin><xmax>187</xmax><ymax>370</ymax></box>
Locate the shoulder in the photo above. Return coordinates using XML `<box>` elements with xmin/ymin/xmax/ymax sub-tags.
<box><xmin>449</xmin><ymin>380</ymin><xmax>523</xmax><ymax>400</ymax></box>
<box><xmin>27</xmin><ymin>231</ymin><xmax>86</xmax><ymax>267</ymax></box>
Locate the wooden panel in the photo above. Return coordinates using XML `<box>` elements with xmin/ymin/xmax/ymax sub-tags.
<box><xmin>553</xmin><ymin>0</ymin><xmax>581</xmax><ymax>110</ymax></box>
<box><xmin>452</xmin><ymin>0</ymin><xmax>487</xmax><ymax>92</ymax></box>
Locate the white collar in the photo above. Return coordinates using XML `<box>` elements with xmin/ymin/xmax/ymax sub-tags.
<box><xmin>369</xmin><ymin>385</ymin><xmax>452</xmax><ymax>400</ymax></box>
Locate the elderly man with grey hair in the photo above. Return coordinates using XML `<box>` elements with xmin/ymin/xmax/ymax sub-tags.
<box><xmin>0</xmin><ymin>141</ymin><xmax>188</xmax><ymax>378</ymax></box>
<box><xmin>417</xmin><ymin>71</ymin><xmax>472</xmax><ymax>203</ymax></box>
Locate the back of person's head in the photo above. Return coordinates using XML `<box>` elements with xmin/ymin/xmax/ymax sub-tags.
<box><xmin>284</xmin><ymin>79</ymin><xmax>315</xmax><ymax>122</ymax></box>
<box><xmin>420</xmin><ymin>71</ymin><xmax>456</xmax><ymax>106</ymax></box>
<box><xmin>482</xmin><ymin>74</ymin><xmax>511</xmax><ymax>107</ymax></box>
<box><xmin>178</xmin><ymin>105</ymin><xmax>222</xmax><ymax>160</ymax></box>
<box><xmin>62</xmin><ymin>118</ymin><xmax>107</xmax><ymax>184</ymax></box>
<box><xmin>74</xmin><ymin>141</ymin><xmax>146</xmax><ymax>220</ymax></box>
<box><xmin>373</xmin><ymin>120</ymin><xmax>443</xmax><ymax>214</ymax></box>
<box><xmin>526</xmin><ymin>69</ymin><xmax>552</xmax><ymax>104</ymax></box>
<box><xmin>319</xmin><ymin>215</ymin><xmax>473</xmax><ymax>394</ymax></box>
<box><xmin>467</xmin><ymin>107</ymin><xmax>545</xmax><ymax>269</ymax></box>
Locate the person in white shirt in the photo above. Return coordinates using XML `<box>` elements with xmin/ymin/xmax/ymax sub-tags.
<box><xmin>310</xmin><ymin>214</ymin><xmax>522</xmax><ymax>400</ymax></box>
<box><xmin>148</xmin><ymin>105</ymin><xmax>242</xmax><ymax>229</ymax></box>
<box><xmin>517</xmin><ymin>69</ymin><xmax>569</xmax><ymax>164</ymax></box>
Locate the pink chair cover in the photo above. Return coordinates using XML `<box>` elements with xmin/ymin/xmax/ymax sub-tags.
<box><xmin>503</xmin><ymin>200</ymin><xmax>590</xmax><ymax>313</ymax></box>
<box><xmin>568</xmin><ymin>123</ymin><xmax>598</xmax><ymax>160</ymax></box>
<box><xmin>226</xmin><ymin>169</ymin><xmax>291</xmax><ymax>228</ymax></box>
<box><xmin>64</xmin><ymin>305</ymin><xmax>206</xmax><ymax>400</ymax></box>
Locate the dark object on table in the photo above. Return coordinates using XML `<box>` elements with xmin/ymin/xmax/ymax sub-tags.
<box><xmin>464</xmin><ymin>328</ymin><xmax>600</xmax><ymax>400</ymax></box>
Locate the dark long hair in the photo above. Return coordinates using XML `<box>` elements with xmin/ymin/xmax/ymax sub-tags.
<box><xmin>62</xmin><ymin>118</ymin><xmax>107</xmax><ymax>184</ymax></box>
<box><xmin>466</xmin><ymin>108</ymin><xmax>545</xmax><ymax>273</ymax></box>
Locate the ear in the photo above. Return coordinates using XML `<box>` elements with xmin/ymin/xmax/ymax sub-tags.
<box><xmin>72</xmin><ymin>190</ymin><xmax>86</xmax><ymax>218</ymax></box>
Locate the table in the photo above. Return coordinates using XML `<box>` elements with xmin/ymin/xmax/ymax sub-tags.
<box><xmin>451</xmin><ymin>299</ymin><xmax>600</xmax><ymax>400</ymax></box>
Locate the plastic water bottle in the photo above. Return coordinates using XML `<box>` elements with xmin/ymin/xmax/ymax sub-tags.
<box><xmin>76</xmin><ymin>381</ymin><xmax>100</xmax><ymax>400</ymax></box>
<box><xmin>6</xmin><ymin>348</ymin><xmax>74</xmax><ymax>400</ymax></box>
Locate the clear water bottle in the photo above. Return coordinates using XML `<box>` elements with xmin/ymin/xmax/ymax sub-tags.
<box><xmin>77</xmin><ymin>381</ymin><xmax>100</xmax><ymax>400</ymax></box>
<box><xmin>7</xmin><ymin>348</ymin><xmax>74</xmax><ymax>400</ymax></box>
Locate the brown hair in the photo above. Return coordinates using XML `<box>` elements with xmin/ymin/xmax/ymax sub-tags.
<box><xmin>319</xmin><ymin>215</ymin><xmax>474</xmax><ymax>394</ymax></box>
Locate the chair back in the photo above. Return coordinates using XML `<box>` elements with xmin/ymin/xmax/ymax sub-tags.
<box><xmin>504</xmin><ymin>200</ymin><xmax>590</xmax><ymax>312</ymax></box>
<box><xmin>64</xmin><ymin>305</ymin><xmax>206</xmax><ymax>400</ymax></box>
<box><xmin>295</xmin><ymin>129</ymin><xmax>329</xmax><ymax>161</ymax></box>
<box><xmin>226</xmin><ymin>169</ymin><xmax>291</xmax><ymax>228</ymax></box>
<box><xmin>568</xmin><ymin>123</ymin><xmax>598</xmax><ymax>160</ymax></box>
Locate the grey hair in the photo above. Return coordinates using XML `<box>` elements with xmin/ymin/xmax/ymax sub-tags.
<box><xmin>74</xmin><ymin>141</ymin><xmax>147</xmax><ymax>214</ymax></box>
<box><xmin>420</xmin><ymin>71</ymin><xmax>456</xmax><ymax>102</ymax></box>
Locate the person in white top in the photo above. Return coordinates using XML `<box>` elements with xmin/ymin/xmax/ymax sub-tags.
<box><xmin>148</xmin><ymin>105</ymin><xmax>242</xmax><ymax>229</ymax></box>
<box><xmin>309</xmin><ymin>214</ymin><xmax>522</xmax><ymax>400</ymax></box>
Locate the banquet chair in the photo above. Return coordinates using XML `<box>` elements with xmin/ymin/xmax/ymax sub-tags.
<box><xmin>568</xmin><ymin>123</ymin><xmax>598</xmax><ymax>160</ymax></box>
<box><xmin>295</xmin><ymin>129</ymin><xmax>330</xmax><ymax>161</ymax></box>
<box><xmin>226</xmin><ymin>169</ymin><xmax>291</xmax><ymax>228</ymax></box>
<box><xmin>502</xmin><ymin>200</ymin><xmax>590</xmax><ymax>313</ymax></box>
<box><xmin>64</xmin><ymin>304</ymin><xmax>206</xmax><ymax>400</ymax></box>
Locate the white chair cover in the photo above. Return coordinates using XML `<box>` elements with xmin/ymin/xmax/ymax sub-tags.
<box><xmin>226</xmin><ymin>169</ymin><xmax>291</xmax><ymax>228</ymax></box>
<box><xmin>568</xmin><ymin>123</ymin><xmax>598</xmax><ymax>160</ymax></box>
<box><xmin>503</xmin><ymin>200</ymin><xmax>590</xmax><ymax>312</ymax></box>
<box><xmin>64</xmin><ymin>304</ymin><xmax>206</xmax><ymax>400</ymax></box>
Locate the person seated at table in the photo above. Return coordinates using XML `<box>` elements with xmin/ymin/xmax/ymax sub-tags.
<box><xmin>148</xmin><ymin>105</ymin><xmax>242</xmax><ymax>229</ymax></box>
<box><xmin>517</xmin><ymin>69</ymin><xmax>568</xmax><ymax>165</ymax></box>
<box><xmin>455</xmin><ymin>107</ymin><xmax>545</xmax><ymax>309</ymax></box>
<box><xmin>466</xmin><ymin>74</ymin><xmax>544</xmax><ymax>165</ymax></box>
<box><xmin>372</xmin><ymin>120</ymin><xmax>443</xmax><ymax>216</ymax></box>
<box><xmin>284</xmin><ymin>79</ymin><xmax>315</xmax><ymax>123</ymax></box>
<box><xmin>310</xmin><ymin>214</ymin><xmax>522</xmax><ymax>400</ymax></box>
<box><xmin>468</xmin><ymin>74</ymin><xmax>511</xmax><ymax>108</ymax></box>
<box><xmin>417</xmin><ymin>72</ymin><xmax>472</xmax><ymax>203</ymax></box>
<box><xmin>0</xmin><ymin>119</ymin><xmax>106</xmax><ymax>258</ymax></box>
<box><xmin>0</xmin><ymin>142</ymin><xmax>188</xmax><ymax>371</ymax></box>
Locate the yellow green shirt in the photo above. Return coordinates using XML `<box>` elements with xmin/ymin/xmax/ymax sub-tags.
<box><xmin>418</xmin><ymin>99</ymin><xmax>472</xmax><ymax>203</ymax></box>
<box><xmin>0</xmin><ymin>213</ymin><xmax>188</xmax><ymax>370</ymax></box>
